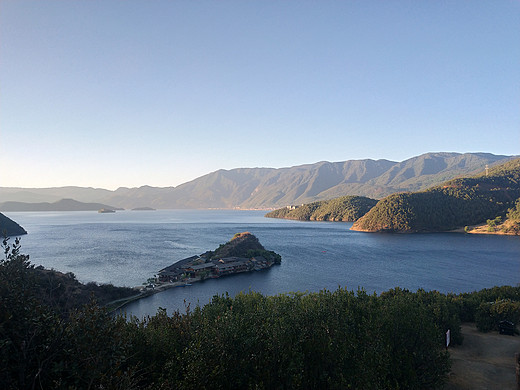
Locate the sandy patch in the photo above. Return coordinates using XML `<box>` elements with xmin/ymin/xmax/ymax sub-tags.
<box><xmin>443</xmin><ymin>323</ymin><xmax>520</xmax><ymax>390</ymax></box>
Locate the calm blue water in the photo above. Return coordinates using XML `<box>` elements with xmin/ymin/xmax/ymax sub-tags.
<box><xmin>6</xmin><ymin>210</ymin><xmax>520</xmax><ymax>318</ymax></box>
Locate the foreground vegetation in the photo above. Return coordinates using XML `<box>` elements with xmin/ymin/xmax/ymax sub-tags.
<box><xmin>1</xmin><ymin>239</ymin><xmax>519</xmax><ymax>389</ymax></box>
<box><xmin>352</xmin><ymin>158</ymin><xmax>520</xmax><ymax>232</ymax></box>
<box><xmin>265</xmin><ymin>195</ymin><xmax>378</xmax><ymax>222</ymax></box>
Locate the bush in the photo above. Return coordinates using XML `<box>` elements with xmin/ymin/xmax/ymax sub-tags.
<box><xmin>476</xmin><ymin>300</ymin><xmax>520</xmax><ymax>332</ymax></box>
<box><xmin>452</xmin><ymin>286</ymin><xmax>520</xmax><ymax>323</ymax></box>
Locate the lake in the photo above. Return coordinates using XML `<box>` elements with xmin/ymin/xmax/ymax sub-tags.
<box><xmin>6</xmin><ymin>209</ymin><xmax>520</xmax><ymax>318</ymax></box>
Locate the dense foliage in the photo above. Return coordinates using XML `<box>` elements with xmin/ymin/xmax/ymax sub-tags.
<box><xmin>352</xmin><ymin>158</ymin><xmax>520</xmax><ymax>232</ymax></box>
<box><xmin>265</xmin><ymin>195</ymin><xmax>378</xmax><ymax>222</ymax></box>
<box><xmin>448</xmin><ymin>285</ymin><xmax>520</xmax><ymax>326</ymax></box>
<box><xmin>2</xmin><ymin>239</ymin><xmax>519</xmax><ymax>389</ymax></box>
<box><xmin>492</xmin><ymin>197</ymin><xmax>520</xmax><ymax>234</ymax></box>
<box><xmin>507</xmin><ymin>198</ymin><xmax>520</xmax><ymax>220</ymax></box>
<box><xmin>0</xmin><ymin>238</ymin><xmax>135</xmax><ymax>389</ymax></box>
<box><xmin>0</xmin><ymin>237</ymin><xmax>136</xmax><ymax>315</ymax></box>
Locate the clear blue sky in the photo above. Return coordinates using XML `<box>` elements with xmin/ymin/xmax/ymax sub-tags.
<box><xmin>1</xmin><ymin>1</ymin><xmax>519</xmax><ymax>190</ymax></box>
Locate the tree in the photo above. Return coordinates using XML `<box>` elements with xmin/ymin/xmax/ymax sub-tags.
<box><xmin>0</xmin><ymin>237</ymin><xmax>64</xmax><ymax>389</ymax></box>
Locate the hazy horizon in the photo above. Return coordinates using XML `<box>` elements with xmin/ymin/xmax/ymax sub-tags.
<box><xmin>2</xmin><ymin>1</ymin><xmax>519</xmax><ymax>190</ymax></box>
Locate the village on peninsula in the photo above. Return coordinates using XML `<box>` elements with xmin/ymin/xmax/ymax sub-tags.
<box><xmin>151</xmin><ymin>232</ymin><xmax>281</xmax><ymax>289</ymax></box>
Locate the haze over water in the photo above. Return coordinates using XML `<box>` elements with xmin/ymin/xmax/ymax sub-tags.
<box><xmin>8</xmin><ymin>210</ymin><xmax>520</xmax><ymax>318</ymax></box>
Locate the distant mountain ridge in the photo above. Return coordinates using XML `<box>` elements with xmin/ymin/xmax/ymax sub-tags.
<box><xmin>0</xmin><ymin>153</ymin><xmax>515</xmax><ymax>210</ymax></box>
<box><xmin>0</xmin><ymin>198</ymin><xmax>120</xmax><ymax>212</ymax></box>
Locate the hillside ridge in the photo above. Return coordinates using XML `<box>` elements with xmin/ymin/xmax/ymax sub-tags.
<box><xmin>351</xmin><ymin>158</ymin><xmax>520</xmax><ymax>233</ymax></box>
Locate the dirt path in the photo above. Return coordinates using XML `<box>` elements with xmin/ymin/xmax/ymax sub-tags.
<box><xmin>444</xmin><ymin>323</ymin><xmax>520</xmax><ymax>390</ymax></box>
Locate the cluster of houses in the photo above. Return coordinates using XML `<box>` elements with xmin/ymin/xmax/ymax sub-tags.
<box><xmin>156</xmin><ymin>254</ymin><xmax>274</xmax><ymax>283</ymax></box>
<box><xmin>286</xmin><ymin>204</ymin><xmax>304</xmax><ymax>210</ymax></box>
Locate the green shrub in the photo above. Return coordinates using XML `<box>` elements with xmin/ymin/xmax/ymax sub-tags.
<box><xmin>476</xmin><ymin>300</ymin><xmax>520</xmax><ymax>332</ymax></box>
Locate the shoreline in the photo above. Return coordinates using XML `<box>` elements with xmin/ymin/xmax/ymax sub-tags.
<box><xmin>107</xmin><ymin>277</ymin><xmax>203</xmax><ymax>313</ymax></box>
<box><xmin>110</xmin><ymin>264</ymin><xmax>280</xmax><ymax>314</ymax></box>
<box><xmin>109</xmin><ymin>232</ymin><xmax>282</xmax><ymax>313</ymax></box>
<box><xmin>449</xmin><ymin>223</ymin><xmax>519</xmax><ymax>236</ymax></box>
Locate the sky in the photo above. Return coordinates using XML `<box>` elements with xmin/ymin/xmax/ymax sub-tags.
<box><xmin>1</xmin><ymin>1</ymin><xmax>519</xmax><ymax>190</ymax></box>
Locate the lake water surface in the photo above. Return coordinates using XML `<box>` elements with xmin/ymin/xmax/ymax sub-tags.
<box><xmin>6</xmin><ymin>210</ymin><xmax>519</xmax><ymax>318</ymax></box>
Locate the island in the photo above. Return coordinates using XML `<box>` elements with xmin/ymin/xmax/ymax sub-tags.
<box><xmin>131</xmin><ymin>207</ymin><xmax>156</xmax><ymax>211</ymax></box>
<box><xmin>98</xmin><ymin>208</ymin><xmax>116</xmax><ymax>213</ymax></box>
<box><xmin>155</xmin><ymin>232</ymin><xmax>281</xmax><ymax>286</ymax></box>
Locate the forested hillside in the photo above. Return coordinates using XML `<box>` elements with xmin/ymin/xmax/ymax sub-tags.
<box><xmin>352</xmin><ymin>158</ymin><xmax>520</xmax><ymax>233</ymax></box>
<box><xmin>265</xmin><ymin>195</ymin><xmax>377</xmax><ymax>222</ymax></box>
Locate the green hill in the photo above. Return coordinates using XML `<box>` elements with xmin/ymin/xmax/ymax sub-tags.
<box><xmin>351</xmin><ymin>158</ymin><xmax>520</xmax><ymax>233</ymax></box>
<box><xmin>0</xmin><ymin>213</ymin><xmax>27</xmax><ymax>236</ymax></box>
<box><xmin>265</xmin><ymin>195</ymin><xmax>378</xmax><ymax>222</ymax></box>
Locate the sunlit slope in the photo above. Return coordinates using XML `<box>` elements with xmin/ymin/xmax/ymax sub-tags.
<box><xmin>351</xmin><ymin>158</ymin><xmax>520</xmax><ymax>232</ymax></box>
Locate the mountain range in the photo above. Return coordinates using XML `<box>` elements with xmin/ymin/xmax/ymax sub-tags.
<box><xmin>0</xmin><ymin>152</ymin><xmax>515</xmax><ymax>210</ymax></box>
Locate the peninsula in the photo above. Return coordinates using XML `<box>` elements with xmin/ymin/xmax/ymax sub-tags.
<box><xmin>0</xmin><ymin>213</ymin><xmax>27</xmax><ymax>236</ymax></box>
<box><xmin>155</xmin><ymin>232</ymin><xmax>281</xmax><ymax>286</ymax></box>
<box><xmin>265</xmin><ymin>195</ymin><xmax>377</xmax><ymax>222</ymax></box>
